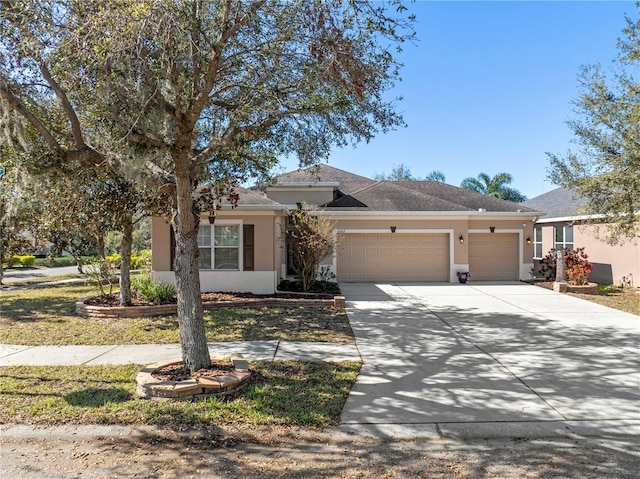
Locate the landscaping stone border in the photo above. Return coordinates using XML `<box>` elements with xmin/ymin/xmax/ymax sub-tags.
<box><xmin>136</xmin><ymin>355</ymin><xmax>251</xmax><ymax>400</ymax></box>
<box><xmin>553</xmin><ymin>282</ymin><xmax>598</xmax><ymax>295</ymax></box>
<box><xmin>76</xmin><ymin>295</ymin><xmax>346</xmax><ymax>319</ymax></box>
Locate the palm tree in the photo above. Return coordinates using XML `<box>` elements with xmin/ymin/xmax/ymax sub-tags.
<box><xmin>460</xmin><ymin>172</ymin><xmax>527</xmax><ymax>203</ymax></box>
<box><xmin>425</xmin><ymin>170</ymin><xmax>446</xmax><ymax>182</ymax></box>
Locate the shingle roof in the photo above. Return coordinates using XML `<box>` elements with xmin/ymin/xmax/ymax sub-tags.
<box><xmin>325</xmin><ymin>181</ymin><xmax>476</xmax><ymax>211</ymax></box>
<box><xmin>522</xmin><ymin>187</ymin><xmax>585</xmax><ymax>218</ymax></box>
<box><xmin>274</xmin><ymin>164</ymin><xmax>375</xmax><ymax>195</ymax></box>
<box><xmin>393</xmin><ymin>181</ymin><xmax>535</xmax><ymax>213</ymax></box>
<box><xmin>272</xmin><ymin>165</ymin><xmax>538</xmax><ymax>213</ymax></box>
<box><xmin>220</xmin><ymin>186</ymin><xmax>281</xmax><ymax>206</ymax></box>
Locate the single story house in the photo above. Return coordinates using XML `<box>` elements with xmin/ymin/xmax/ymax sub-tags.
<box><xmin>523</xmin><ymin>187</ymin><xmax>639</xmax><ymax>286</ymax></box>
<box><xmin>152</xmin><ymin>165</ymin><xmax>542</xmax><ymax>293</ymax></box>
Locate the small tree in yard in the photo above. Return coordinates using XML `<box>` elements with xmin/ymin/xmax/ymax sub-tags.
<box><xmin>287</xmin><ymin>208</ymin><xmax>335</xmax><ymax>292</ymax></box>
<box><xmin>539</xmin><ymin>247</ymin><xmax>593</xmax><ymax>286</ymax></box>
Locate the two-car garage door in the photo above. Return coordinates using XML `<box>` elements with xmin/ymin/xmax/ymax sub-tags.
<box><xmin>337</xmin><ymin>233</ymin><xmax>449</xmax><ymax>282</ymax></box>
<box><xmin>337</xmin><ymin>232</ymin><xmax>520</xmax><ymax>282</ymax></box>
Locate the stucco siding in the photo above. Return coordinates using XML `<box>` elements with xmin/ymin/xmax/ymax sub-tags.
<box><xmin>151</xmin><ymin>212</ymin><xmax>280</xmax><ymax>273</ymax></box>
<box><xmin>534</xmin><ymin>222</ymin><xmax>639</xmax><ymax>285</ymax></box>
<box><xmin>151</xmin><ymin>217</ymin><xmax>172</xmax><ymax>271</ymax></box>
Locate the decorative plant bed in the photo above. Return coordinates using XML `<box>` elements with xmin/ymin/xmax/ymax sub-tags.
<box><xmin>136</xmin><ymin>355</ymin><xmax>251</xmax><ymax>400</ymax></box>
<box><xmin>77</xmin><ymin>294</ymin><xmax>346</xmax><ymax>319</ymax></box>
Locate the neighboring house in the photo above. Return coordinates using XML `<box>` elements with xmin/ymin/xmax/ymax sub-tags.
<box><xmin>523</xmin><ymin>187</ymin><xmax>639</xmax><ymax>286</ymax></box>
<box><xmin>152</xmin><ymin>165</ymin><xmax>541</xmax><ymax>293</ymax></box>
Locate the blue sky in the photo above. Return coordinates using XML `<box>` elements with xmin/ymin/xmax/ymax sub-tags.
<box><xmin>276</xmin><ymin>1</ymin><xmax>636</xmax><ymax>200</ymax></box>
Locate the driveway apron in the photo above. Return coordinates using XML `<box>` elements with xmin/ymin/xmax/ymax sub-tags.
<box><xmin>339</xmin><ymin>282</ymin><xmax>640</xmax><ymax>434</ymax></box>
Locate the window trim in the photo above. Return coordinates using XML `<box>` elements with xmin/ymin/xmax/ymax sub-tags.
<box><xmin>533</xmin><ymin>225</ymin><xmax>543</xmax><ymax>260</ymax></box>
<box><xmin>198</xmin><ymin>220</ymin><xmax>243</xmax><ymax>271</ymax></box>
<box><xmin>554</xmin><ymin>225</ymin><xmax>574</xmax><ymax>251</ymax></box>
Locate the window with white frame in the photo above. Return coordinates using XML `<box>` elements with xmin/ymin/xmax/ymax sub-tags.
<box><xmin>533</xmin><ymin>226</ymin><xmax>543</xmax><ymax>259</ymax></box>
<box><xmin>554</xmin><ymin>225</ymin><xmax>573</xmax><ymax>251</ymax></box>
<box><xmin>197</xmin><ymin>223</ymin><xmax>240</xmax><ymax>270</ymax></box>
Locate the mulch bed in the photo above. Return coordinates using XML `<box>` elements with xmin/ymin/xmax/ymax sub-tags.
<box><xmin>84</xmin><ymin>291</ymin><xmax>334</xmax><ymax>307</ymax></box>
<box><xmin>151</xmin><ymin>358</ymin><xmax>236</xmax><ymax>382</ymax></box>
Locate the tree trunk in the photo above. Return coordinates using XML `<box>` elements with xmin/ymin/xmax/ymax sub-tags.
<box><xmin>119</xmin><ymin>214</ymin><xmax>133</xmax><ymax>306</ymax></box>
<box><xmin>555</xmin><ymin>249</ymin><xmax>566</xmax><ymax>282</ymax></box>
<box><xmin>172</xmin><ymin>150</ymin><xmax>210</xmax><ymax>372</ymax></box>
<box><xmin>0</xmin><ymin>220</ymin><xmax>4</xmax><ymax>286</ymax></box>
<box><xmin>96</xmin><ymin>234</ymin><xmax>105</xmax><ymax>259</ymax></box>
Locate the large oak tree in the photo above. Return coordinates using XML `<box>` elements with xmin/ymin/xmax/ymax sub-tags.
<box><xmin>1</xmin><ymin>0</ymin><xmax>413</xmax><ymax>371</ymax></box>
<box><xmin>547</xmin><ymin>8</ymin><xmax>639</xmax><ymax>243</ymax></box>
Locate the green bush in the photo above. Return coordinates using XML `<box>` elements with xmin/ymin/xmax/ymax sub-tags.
<box><xmin>132</xmin><ymin>273</ymin><xmax>176</xmax><ymax>304</ymax></box>
<box><xmin>105</xmin><ymin>253</ymin><xmax>122</xmax><ymax>267</ymax></box>
<box><xmin>13</xmin><ymin>255</ymin><xmax>36</xmax><ymax>267</ymax></box>
<box><xmin>131</xmin><ymin>249</ymin><xmax>151</xmax><ymax>269</ymax></box>
<box><xmin>103</xmin><ymin>250</ymin><xmax>151</xmax><ymax>269</ymax></box>
<box><xmin>85</xmin><ymin>258</ymin><xmax>118</xmax><ymax>297</ymax></box>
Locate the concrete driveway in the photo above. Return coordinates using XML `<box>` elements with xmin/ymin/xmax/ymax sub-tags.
<box><xmin>338</xmin><ymin>282</ymin><xmax>640</xmax><ymax>440</ymax></box>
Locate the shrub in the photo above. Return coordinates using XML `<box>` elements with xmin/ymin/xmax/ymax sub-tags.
<box><xmin>132</xmin><ymin>273</ymin><xmax>176</xmax><ymax>304</ymax></box>
<box><xmin>85</xmin><ymin>258</ymin><xmax>118</xmax><ymax>297</ymax></box>
<box><xmin>539</xmin><ymin>247</ymin><xmax>592</xmax><ymax>285</ymax></box>
<box><xmin>286</xmin><ymin>207</ymin><xmax>335</xmax><ymax>292</ymax></box>
<box><xmin>12</xmin><ymin>255</ymin><xmax>36</xmax><ymax>267</ymax></box>
<box><xmin>565</xmin><ymin>247</ymin><xmax>593</xmax><ymax>286</ymax></box>
<box><xmin>131</xmin><ymin>249</ymin><xmax>151</xmax><ymax>269</ymax></box>
<box><xmin>103</xmin><ymin>250</ymin><xmax>151</xmax><ymax>269</ymax></box>
<box><xmin>105</xmin><ymin>253</ymin><xmax>122</xmax><ymax>267</ymax></box>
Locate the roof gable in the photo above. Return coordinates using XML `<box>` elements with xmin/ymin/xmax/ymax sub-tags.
<box><xmin>273</xmin><ymin>164</ymin><xmax>375</xmax><ymax>195</ymax></box>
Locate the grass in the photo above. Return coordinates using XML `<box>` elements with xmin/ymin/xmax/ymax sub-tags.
<box><xmin>568</xmin><ymin>284</ymin><xmax>639</xmax><ymax>315</ymax></box>
<box><xmin>0</xmin><ymin>361</ymin><xmax>360</xmax><ymax>427</ymax></box>
<box><xmin>0</xmin><ymin>283</ymin><xmax>354</xmax><ymax>345</ymax></box>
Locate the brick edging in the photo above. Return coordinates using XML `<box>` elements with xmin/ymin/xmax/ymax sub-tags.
<box><xmin>76</xmin><ymin>295</ymin><xmax>346</xmax><ymax>319</ymax></box>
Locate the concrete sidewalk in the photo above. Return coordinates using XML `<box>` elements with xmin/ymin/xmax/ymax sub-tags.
<box><xmin>0</xmin><ymin>341</ymin><xmax>361</xmax><ymax>366</ymax></box>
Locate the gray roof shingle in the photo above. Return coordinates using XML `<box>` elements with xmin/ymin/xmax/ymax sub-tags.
<box><xmin>274</xmin><ymin>164</ymin><xmax>375</xmax><ymax>195</ymax></box>
<box><xmin>271</xmin><ymin>165</ymin><xmax>539</xmax><ymax>213</ymax></box>
<box><xmin>522</xmin><ymin>188</ymin><xmax>585</xmax><ymax>218</ymax></box>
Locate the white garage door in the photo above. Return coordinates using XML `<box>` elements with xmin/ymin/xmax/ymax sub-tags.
<box><xmin>337</xmin><ymin>233</ymin><xmax>449</xmax><ymax>282</ymax></box>
<box><xmin>469</xmin><ymin>233</ymin><xmax>519</xmax><ymax>281</ymax></box>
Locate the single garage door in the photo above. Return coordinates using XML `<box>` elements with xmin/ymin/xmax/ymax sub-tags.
<box><xmin>337</xmin><ymin>233</ymin><xmax>449</xmax><ymax>282</ymax></box>
<box><xmin>469</xmin><ymin>233</ymin><xmax>519</xmax><ymax>281</ymax></box>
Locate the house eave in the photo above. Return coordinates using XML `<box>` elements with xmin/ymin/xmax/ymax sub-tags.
<box><xmin>312</xmin><ymin>210</ymin><xmax>543</xmax><ymax>220</ymax></box>
<box><xmin>535</xmin><ymin>213</ymin><xmax>609</xmax><ymax>224</ymax></box>
<box><xmin>268</xmin><ymin>182</ymin><xmax>339</xmax><ymax>190</ymax></box>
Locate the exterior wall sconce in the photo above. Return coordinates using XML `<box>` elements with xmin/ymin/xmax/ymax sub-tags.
<box><xmin>526</xmin><ymin>237</ymin><xmax>532</xmax><ymax>245</ymax></box>
<box><xmin>390</xmin><ymin>226</ymin><xmax>397</xmax><ymax>233</ymax></box>
<box><xmin>459</xmin><ymin>234</ymin><xmax>464</xmax><ymax>244</ymax></box>
<box><xmin>208</xmin><ymin>210</ymin><xmax>217</xmax><ymax>224</ymax></box>
<box><xmin>489</xmin><ymin>226</ymin><xmax>496</xmax><ymax>233</ymax></box>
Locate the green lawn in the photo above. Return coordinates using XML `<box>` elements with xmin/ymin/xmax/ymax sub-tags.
<box><xmin>0</xmin><ymin>283</ymin><xmax>354</xmax><ymax>345</ymax></box>
<box><xmin>0</xmin><ymin>361</ymin><xmax>360</xmax><ymax>427</ymax></box>
<box><xmin>1</xmin><ymin>283</ymin><xmax>360</xmax><ymax>429</ymax></box>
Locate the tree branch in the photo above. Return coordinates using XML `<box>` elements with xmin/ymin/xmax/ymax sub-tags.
<box><xmin>38</xmin><ymin>62</ymin><xmax>87</xmax><ymax>150</ymax></box>
<box><xmin>0</xmin><ymin>83</ymin><xmax>62</xmax><ymax>154</ymax></box>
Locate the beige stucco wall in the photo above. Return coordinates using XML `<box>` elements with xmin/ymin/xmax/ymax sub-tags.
<box><xmin>153</xmin><ymin>212</ymin><xmax>537</xmax><ymax>287</ymax></box>
<box><xmin>151</xmin><ymin>212</ymin><xmax>281</xmax><ymax>273</ymax></box>
<box><xmin>152</xmin><ymin>217</ymin><xmax>172</xmax><ymax>272</ymax></box>
<box><xmin>329</xmin><ymin>216</ymin><xmax>534</xmax><ymax>272</ymax></box>
<box><xmin>535</xmin><ymin>222</ymin><xmax>639</xmax><ymax>285</ymax></box>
